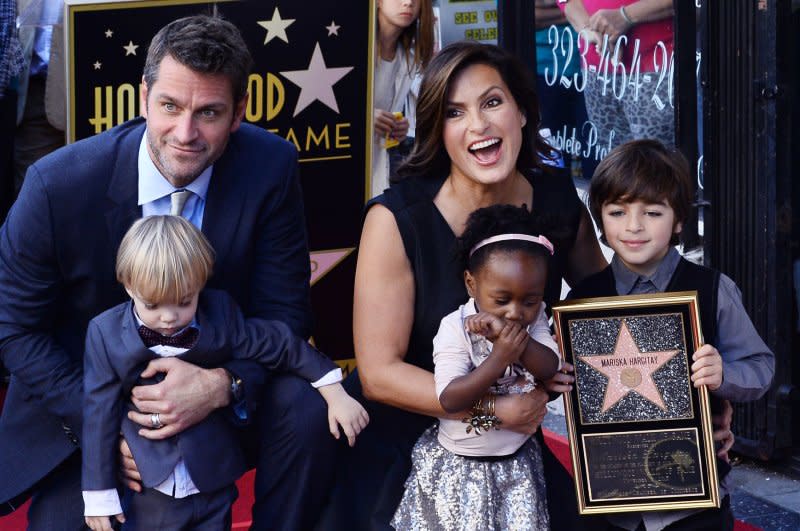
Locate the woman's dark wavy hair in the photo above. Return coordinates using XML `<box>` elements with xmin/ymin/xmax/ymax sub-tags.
<box><xmin>457</xmin><ymin>204</ymin><xmax>558</xmax><ymax>273</ymax></box>
<box><xmin>395</xmin><ymin>41</ymin><xmax>551</xmax><ymax>183</ymax></box>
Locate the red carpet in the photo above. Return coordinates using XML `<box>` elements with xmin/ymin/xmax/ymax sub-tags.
<box><xmin>0</xmin><ymin>387</ymin><xmax>761</xmax><ymax>530</ymax></box>
<box><xmin>0</xmin><ymin>384</ymin><xmax>254</xmax><ymax>529</ymax></box>
<box><xmin>0</xmin><ymin>473</ymin><xmax>256</xmax><ymax>530</ymax></box>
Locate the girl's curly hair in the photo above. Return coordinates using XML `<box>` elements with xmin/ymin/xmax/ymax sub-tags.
<box><xmin>456</xmin><ymin>204</ymin><xmax>563</xmax><ymax>273</ymax></box>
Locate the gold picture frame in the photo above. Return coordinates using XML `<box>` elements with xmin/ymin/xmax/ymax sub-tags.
<box><xmin>552</xmin><ymin>291</ymin><xmax>720</xmax><ymax>514</ymax></box>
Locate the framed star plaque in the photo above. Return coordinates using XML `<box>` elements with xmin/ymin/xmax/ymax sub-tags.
<box><xmin>552</xmin><ymin>292</ymin><xmax>720</xmax><ymax>514</ymax></box>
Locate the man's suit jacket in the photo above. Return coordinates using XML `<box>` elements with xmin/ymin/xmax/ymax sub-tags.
<box><xmin>83</xmin><ymin>290</ymin><xmax>335</xmax><ymax>493</ymax></box>
<box><xmin>0</xmin><ymin>117</ymin><xmax>313</xmax><ymax>504</ymax></box>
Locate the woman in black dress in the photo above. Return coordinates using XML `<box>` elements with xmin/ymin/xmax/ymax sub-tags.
<box><xmin>323</xmin><ymin>41</ymin><xmax>607</xmax><ymax>530</ymax></box>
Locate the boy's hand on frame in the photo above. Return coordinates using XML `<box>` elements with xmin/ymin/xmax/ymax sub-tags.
<box><xmin>691</xmin><ymin>344</ymin><xmax>723</xmax><ymax>391</ymax></box>
<box><xmin>543</xmin><ymin>361</ymin><xmax>575</xmax><ymax>394</ymax></box>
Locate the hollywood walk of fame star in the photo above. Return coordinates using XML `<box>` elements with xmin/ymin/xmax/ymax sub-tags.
<box><xmin>280</xmin><ymin>42</ymin><xmax>353</xmax><ymax>117</ymax></box>
<box><xmin>326</xmin><ymin>21</ymin><xmax>341</xmax><ymax>36</ymax></box>
<box><xmin>579</xmin><ymin>320</ymin><xmax>679</xmax><ymax>413</ymax></box>
<box><xmin>123</xmin><ymin>41</ymin><xmax>139</xmax><ymax>56</ymax></box>
<box><xmin>93</xmin><ymin>61</ymin><xmax>102</xmax><ymax>70</ymax></box>
<box><xmin>257</xmin><ymin>7</ymin><xmax>295</xmax><ymax>45</ymax></box>
<box><xmin>104</xmin><ymin>29</ymin><xmax>113</xmax><ymax>38</ymax></box>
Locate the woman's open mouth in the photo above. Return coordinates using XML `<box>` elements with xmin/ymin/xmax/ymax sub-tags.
<box><xmin>468</xmin><ymin>137</ymin><xmax>502</xmax><ymax>165</ymax></box>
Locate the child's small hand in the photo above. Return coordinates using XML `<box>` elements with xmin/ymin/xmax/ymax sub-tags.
<box><xmin>464</xmin><ymin>312</ymin><xmax>506</xmax><ymax>341</ymax></box>
<box><xmin>85</xmin><ymin>514</ymin><xmax>125</xmax><ymax>531</ymax></box>
<box><xmin>491</xmin><ymin>321</ymin><xmax>528</xmax><ymax>365</ymax></box>
<box><xmin>317</xmin><ymin>383</ymin><xmax>370</xmax><ymax>447</ymax></box>
<box><xmin>691</xmin><ymin>344</ymin><xmax>723</xmax><ymax>391</ymax></box>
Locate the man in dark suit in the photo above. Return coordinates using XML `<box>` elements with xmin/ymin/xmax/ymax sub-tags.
<box><xmin>0</xmin><ymin>15</ymin><xmax>337</xmax><ymax>530</ymax></box>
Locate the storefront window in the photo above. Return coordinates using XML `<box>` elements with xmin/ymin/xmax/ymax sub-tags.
<box><xmin>535</xmin><ymin>0</ymin><xmax>677</xmax><ymax>182</ymax></box>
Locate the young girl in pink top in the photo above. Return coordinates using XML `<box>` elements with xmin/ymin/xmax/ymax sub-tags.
<box><xmin>392</xmin><ymin>204</ymin><xmax>562</xmax><ymax>530</ymax></box>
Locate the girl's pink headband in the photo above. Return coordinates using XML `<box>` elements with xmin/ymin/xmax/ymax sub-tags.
<box><xmin>469</xmin><ymin>233</ymin><xmax>554</xmax><ymax>257</ymax></box>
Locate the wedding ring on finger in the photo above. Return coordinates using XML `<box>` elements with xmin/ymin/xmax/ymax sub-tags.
<box><xmin>150</xmin><ymin>412</ymin><xmax>163</xmax><ymax>429</ymax></box>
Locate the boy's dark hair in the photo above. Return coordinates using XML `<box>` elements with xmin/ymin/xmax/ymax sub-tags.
<box><xmin>143</xmin><ymin>14</ymin><xmax>253</xmax><ymax>103</ymax></box>
<box><xmin>589</xmin><ymin>139</ymin><xmax>692</xmax><ymax>246</ymax></box>
<box><xmin>457</xmin><ymin>204</ymin><xmax>553</xmax><ymax>273</ymax></box>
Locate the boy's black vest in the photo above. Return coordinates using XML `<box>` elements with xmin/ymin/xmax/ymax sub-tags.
<box><xmin>569</xmin><ymin>257</ymin><xmax>731</xmax><ymax>479</ymax></box>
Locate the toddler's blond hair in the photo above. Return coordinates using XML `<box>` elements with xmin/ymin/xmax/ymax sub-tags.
<box><xmin>116</xmin><ymin>215</ymin><xmax>214</xmax><ymax>303</ymax></box>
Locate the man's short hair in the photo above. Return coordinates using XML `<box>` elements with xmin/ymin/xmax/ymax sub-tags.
<box><xmin>143</xmin><ymin>14</ymin><xmax>253</xmax><ymax>103</ymax></box>
<box><xmin>589</xmin><ymin>139</ymin><xmax>692</xmax><ymax>245</ymax></box>
<box><xmin>116</xmin><ymin>215</ymin><xmax>215</xmax><ymax>303</ymax></box>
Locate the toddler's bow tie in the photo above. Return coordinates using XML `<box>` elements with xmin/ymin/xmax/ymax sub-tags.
<box><xmin>138</xmin><ymin>325</ymin><xmax>198</xmax><ymax>349</ymax></box>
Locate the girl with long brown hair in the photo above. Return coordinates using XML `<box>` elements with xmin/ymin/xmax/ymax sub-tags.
<box><xmin>371</xmin><ymin>0</ymin><xmax>435</xmax><ymax>197</ymax></box>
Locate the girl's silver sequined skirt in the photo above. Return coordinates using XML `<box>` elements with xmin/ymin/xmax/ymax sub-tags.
<box><xmin>391</xmin><ymin>425</ymin><xmax>550</xmax><ymax>531</ymax></box>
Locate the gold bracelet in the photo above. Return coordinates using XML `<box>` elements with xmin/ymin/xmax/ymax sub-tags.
<box><xmin>462</xmin><ymin>394</ymin><xmax>501</xmax><ymax>435</ymax></box>
<box><xmin>475</xmin><ymin>396</ymin><xmax>486</xmax><ymax>416</ymax></box>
